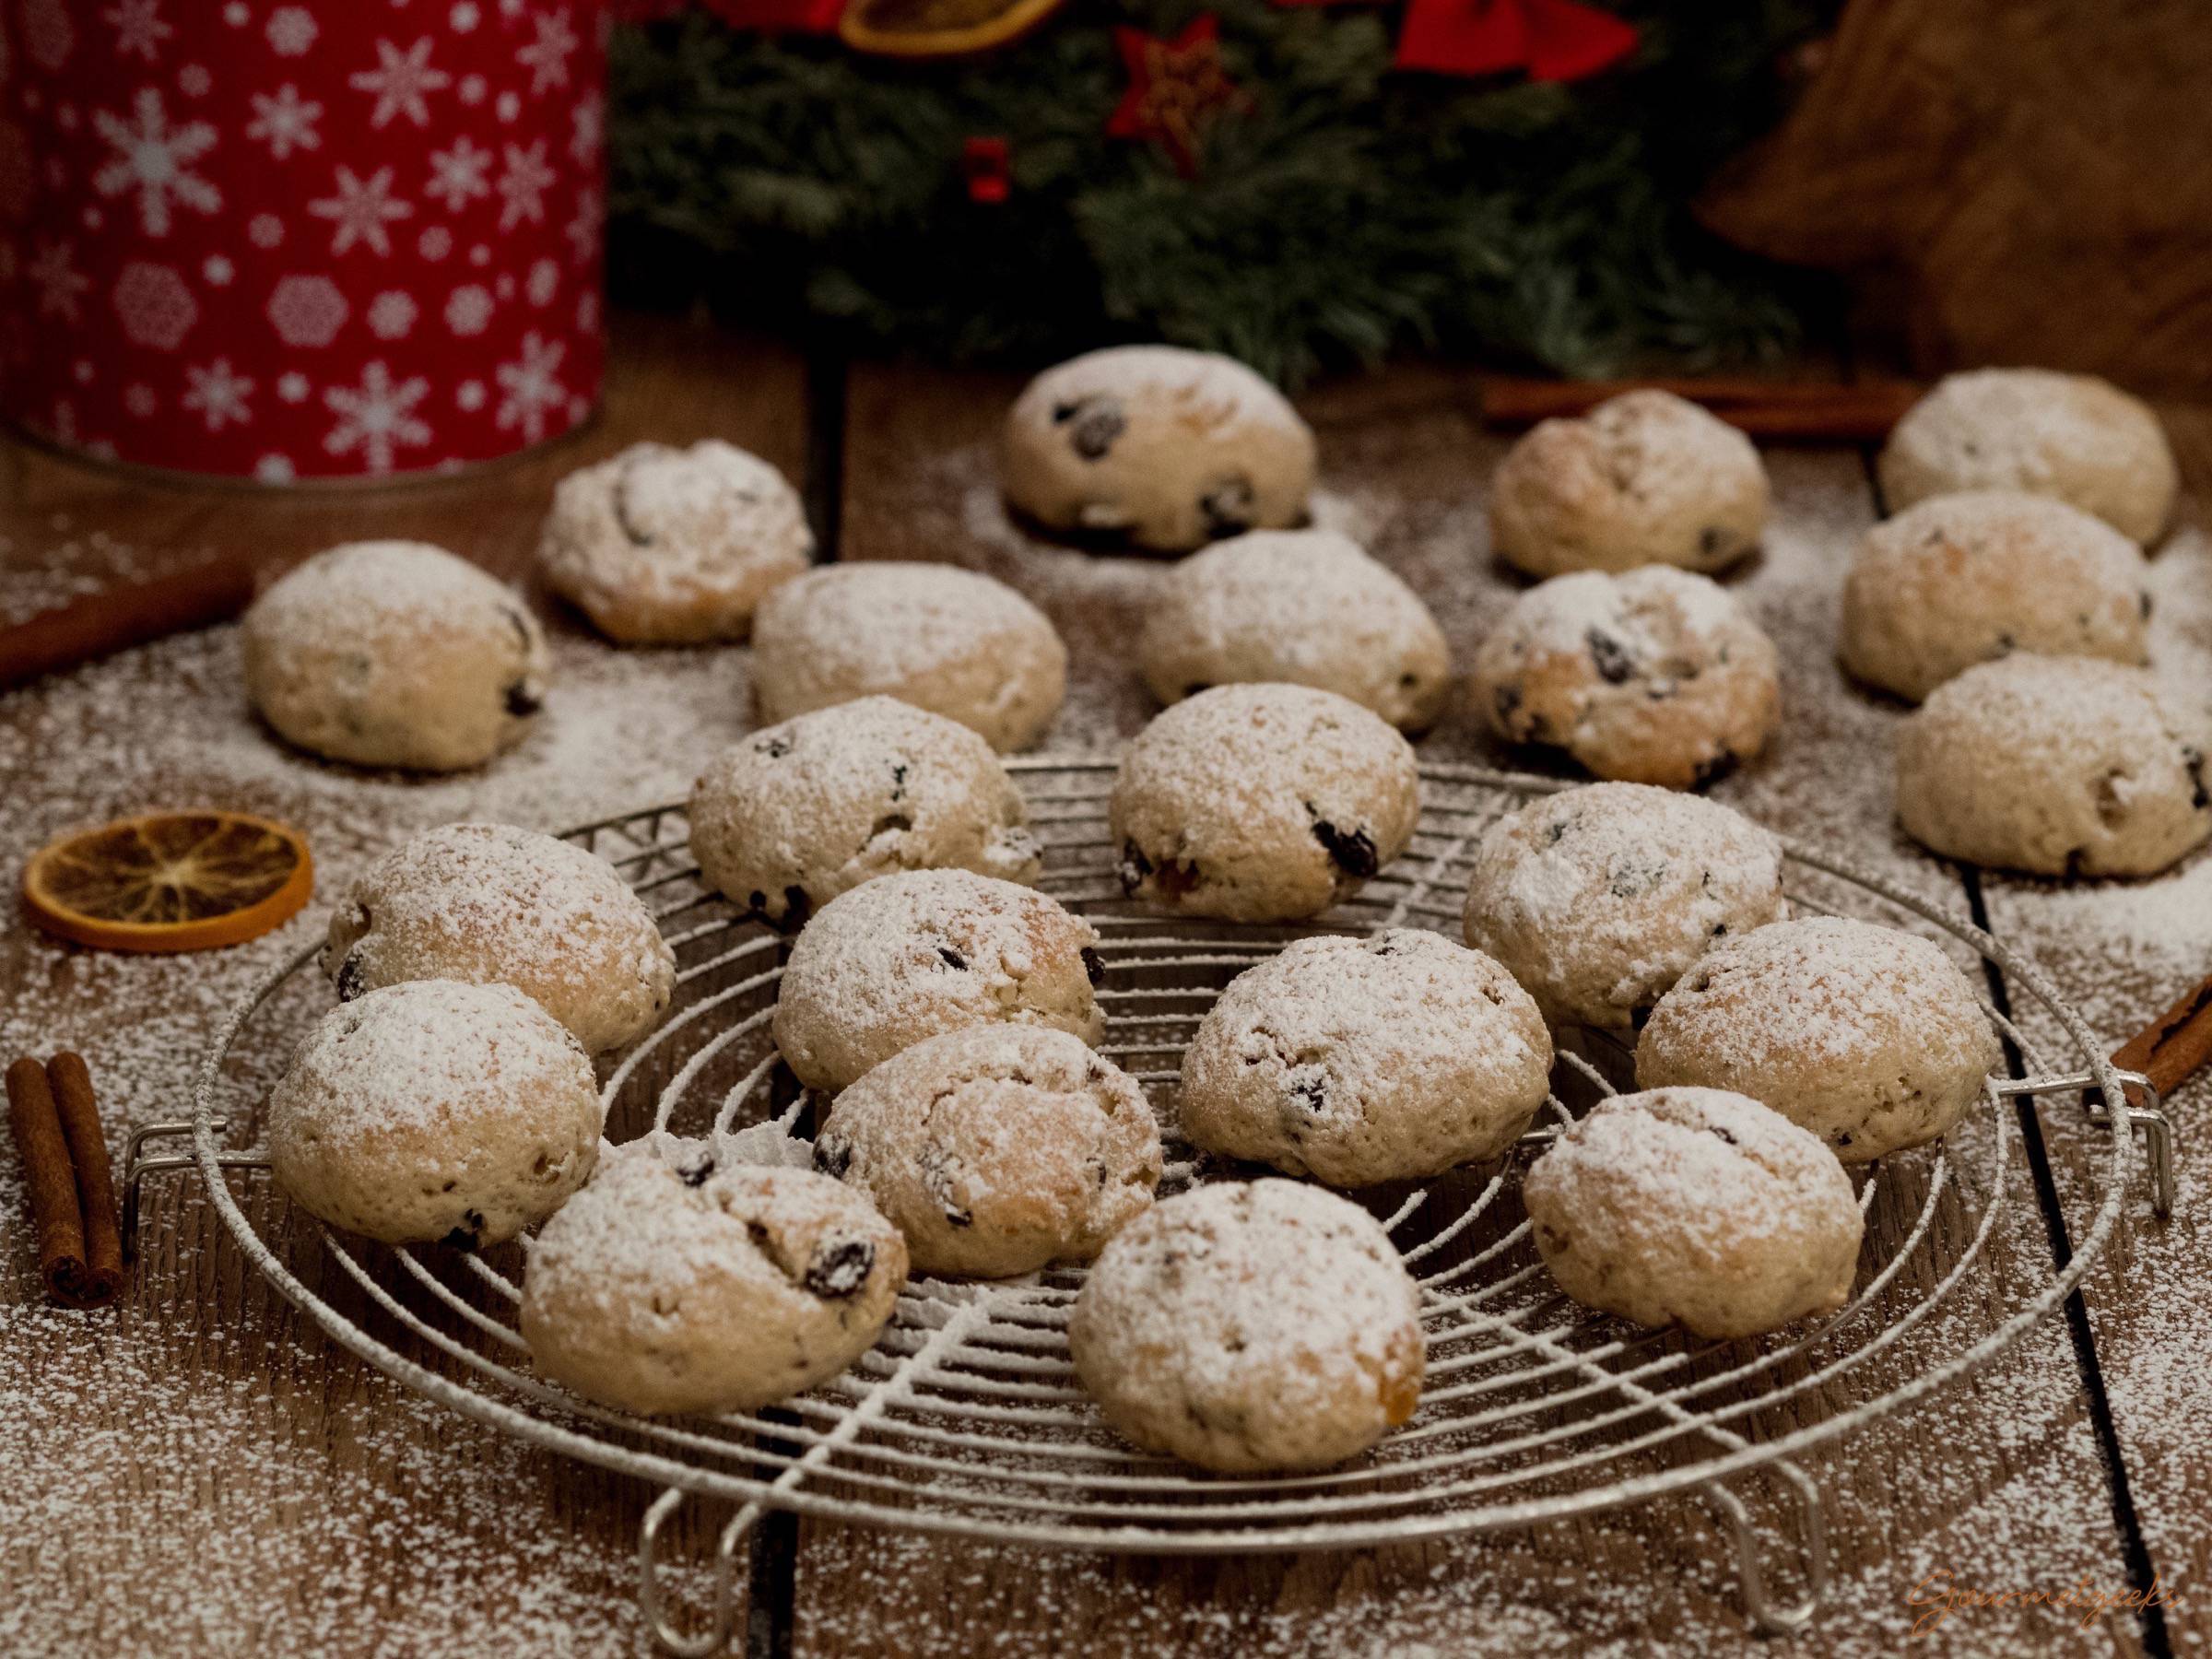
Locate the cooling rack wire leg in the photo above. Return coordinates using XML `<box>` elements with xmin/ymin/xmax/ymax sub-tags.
<box><xmin>120</xmin><ymin>1118</ymin><xmax>267</xmax><ymax>1263</ymax></box>
<box><xmin>638</xmin><ymin>1486</ymin><xmax>753</xmax><ymax>1657</ymax></box>
<box><xmin>1703</xmin><ymin>1460</ymin><xmax>1828</xmax><ymax>1636</ymax></box>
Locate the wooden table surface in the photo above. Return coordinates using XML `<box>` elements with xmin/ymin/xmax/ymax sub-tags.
<box><xmin>2</xmin><ymin>314</ymin><xmax>2206</xmax><ymax>1658</ymax></box>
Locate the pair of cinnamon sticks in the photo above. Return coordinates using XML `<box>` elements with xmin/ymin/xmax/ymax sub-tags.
<box><xmin>1478</xmin><ymin>375</ymin><xmax>1925</xmax><ymax>442</ymax></box>
<box><xmin>6</xmin><ymin>1054</ymin><xmax>123</xmax><ymax>1308</ymax></box>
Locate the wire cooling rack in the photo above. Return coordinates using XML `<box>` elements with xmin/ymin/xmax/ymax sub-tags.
<box><xmin>128</xmin><ymin>760</ymin><xmax>2176</xmax><ymax>1653</ymax></box>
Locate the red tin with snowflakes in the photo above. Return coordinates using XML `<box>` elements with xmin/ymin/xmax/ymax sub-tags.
<box><xmin>0</xmin><ymin>0</ymin><xmax>606</xmax><ymax>483</ymax></box>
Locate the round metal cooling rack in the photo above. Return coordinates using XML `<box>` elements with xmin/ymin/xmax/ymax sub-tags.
<box><xmin>127</xmin><ymin>760</ymin><xmax>2177</xmax><ymax>1654</ymax></box>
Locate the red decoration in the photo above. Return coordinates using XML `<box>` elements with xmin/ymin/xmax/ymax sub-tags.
<box><xmin>1105</xmin><ymin>16</ymin><xmax>1247</xmax><ymax>180</ymax></box>
<box><xmin>962</xmin><ymin>136</ymin><xmax>1012</xmax><ymax>204</ymax></box>
<box><xmin>1394</xmin><ymin>0</ymin><xmax>1638</xmax><ymax>81</ymax></box>
<box><xmin>704</xmin><ymin>0</ymin><xmax>847</xmax><ymax>32</ymax></box>
<box><xmin>0</xmin><ymin>0</ymin><xmax>607</xmax><ymax>483</ymax></box>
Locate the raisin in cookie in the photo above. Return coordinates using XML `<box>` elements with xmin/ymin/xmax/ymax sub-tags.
<box><xmin>1071</xmin><ymin>1180</ymin><xmax>1423</xmax><ymax>1472</ymax></box>
<box><xmin>269</xmin><ymin>980</ymin><xmax>599</xmax><ymax>1249</ymax></box>
<box><xmin>752</xmin><ymin>562</ymin><xmax>1067</xmax><ymax>752</ymax></box>
<box><xmin>1471</xmin><ymin>566</ymin><xmax>1781</xmax><ymax>791</ymax></box>
<box><xmin>1524</xmin><ymin>1087</ymin><xmax>1862</xmax><ymax>1339</ymax></box>
<box><xmin>520</xmin><ymin>1137</ymin><xmax>906</xmax><ymax>1416</ymax></box>
<box><xmin>1462</xmin><ymin>783</ymin><xmax>1788</xmax><ymax>1032</ymax></box>
<box><xmin>1180</xmin><ymin>930</ymin><xmax>1551</xmax><ymax>1186</ymax></box>
<box><xmin>1636</xmin><ymin>917</ymin><xmax>2001</xmax><ymax>1162</ymax></box>
<box><xmin>242</xmin><ymin>540</ymin><xmax>549</xmax><ymax>771</ymax></box>
<box><xmin>324</xmin><ymin>822</ymin><xmax>676</xmax><ymax>1055</ymax></box>
<box><xmin>1003</xmin><ymin>345</ymin><xmax>1316</xmax><ymax>552</ymax></box>
<box><xmin>537</xmin><ymin>440</ymin><xmax>812</xmax><ymax>644</ymax></box>
<box><xmin>689</xmin><ymin>697</ymin><xmax>1042</xmax><ymax>931</ymax></box>
<box><xmin>772</xmin><ymin>869</ymin><xmax>1105</xmax><ymax>1093</ymax></box>
<box><xmin>1488</xmin><ymin>390</ymin><xmax>1769</xmax><ymax>578</ymax></box>
<box><xmin>1895</xmin><ymin>655</ymin><xmax>2212</xmax><ymax>877</ymax></box>
<box><xmin>1878</xmin><ymin>369</ymin><xmax>2178</xmax><ymax>546</ymax></box>
<box><xmin>815</xmin><ymin>1027</ymin><xmax>1161</xmax><ymax>1277</ymax></box>
<box><xmin>1112</xmin><ymin>683</ymin><xmax>1420</xmax><ymax>923</ymax></box>
<box><xmin>1138</xmin><ymin>528</ymin><xmax>1453</xmax><ymax>731</ymax></box>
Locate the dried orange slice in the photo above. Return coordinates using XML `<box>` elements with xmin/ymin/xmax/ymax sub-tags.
<box><xmin>839</xmin><ymin>0</ymin><xmax>1065</xmax><ymax>57</ymax></box>
<box><xmin>23</xmin><ymin>811</ymin><xmax>313</xmax><ymax>954</ymax></box>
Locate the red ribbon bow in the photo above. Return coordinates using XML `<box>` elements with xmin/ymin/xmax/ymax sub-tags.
<box><xmin>1393</xmin><ymin>0</ymin><xmax>1638</xmax><ymax>81</ymax></box>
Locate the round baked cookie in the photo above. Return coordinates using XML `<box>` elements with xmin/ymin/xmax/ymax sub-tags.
<box><xmin>1840</xmin><ymin>491</ymin><xmax>2150</xmax><ymax>702</ymax></box>
<box><xmin>1471</xmin><ymin>566</ymin><xmax>1781</xmax><ymax>791</ymax></box>
<box><xmin>689</xmin><ymin>697</ymin><xmax>1042</xmax><ymax>931</ymax></box>
<box><xmin>1635</xmin><ymin>917</ymin><xmax>2001</xmax><ymax>1162</ymax></box>
<box><xmin>324</xmin><ymin>822</ymin><xmax>676</xmax><ymax>1055</ymax></box>
<box><xmin>269</xmin><ymin>980</ymin><xmax>599</xmax><ymax>1249</ymax></box>
<box><xmin>1179</xmin><ymin>930</ymin><xmax>1551</xmax><ymax>1186</ymax></box>
<box><xmin>1137</xmin><ymin>529</ymin><xmax>1453</xmax><ymax>731</ymax></box>
<box><xmin>772</xmin><ymin>869</ymin><xmax>1105</xmax><ymax>1093</ymax></box>
<box><xmin>1524</xmin><ymin>1087</ymin><xmax>1862</xmax><ymax>1339</ymax></box>
<box><xmin>1461</xmin><ymin>782</ymin><xmax>1789</xmax><ymax>1032</ymax></box>
<box><xmin>1488</xmin><ymin>390</ymin><xmax>1770</xmax><ymax>578</ymax></box>
<box><xmin>1112</xmin><ymin>683</ymin><xmax>1420</xmax><ymax>923</ymax></box>
<box><xmin>1878</xmin><ymin>369</ymin><xmax>2179</xmax><ymax>545</ymax></box>
<box><xmin>537</xmin><ymin>440</ymin><xmax>812</xmax><ymax>644</ymax></box>
<box><xmin>752</xmin><ymin>562</ymin><xmax>1067</xmax><ymax>751</ymax></box>
<box><xmin>520</xmin><ymin>1137</ymin><xmax>906</xmax><ymax>1416</ymax></box>
<box><xmin>1003</xmin><ymin>345</ymin><xmax>1316</xmax><ymax>552</ymax></box>
<box><xmin>242</xmin><ymin>540</ymin><xmax>549</xmax><ymax>771</ymax></box>
<box><xmin>1895</xmin><ymin>655</ymin><xmax>2212</xmax><ymax>877</ymax></box>
<box><xmin>1071</xmin><ymin>1179</ymin><xmax>1423</xmax><ymax>1472</ymax></box>
<box><xmin>815</xmin><ymin>1027</ymin><xmax>1162</xmax><ymax>1277</ymax></box>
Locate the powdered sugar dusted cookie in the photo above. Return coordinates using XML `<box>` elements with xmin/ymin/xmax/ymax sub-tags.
<box><xmin>1895</xmin><ymin>655</ymin><xmax>2212</xmax><ymax>877</ymax></box>
<box><xmin>537</xmin><ymin>440</ymin><xmax>812</xmax><ymax>644</ymax></box>
<box><xmin>815</xmin><ymin>1026</ymin><xmax>1161</xmax><ymax>1277</ymax></box>
<box><xmin>752</xmin><ymin>562</ymin><xmax>1067</xmax><ymax>751</ymax></box>
<box><xmin>269</xmin><ymin>980</ymin><xmax>599</xmax><ymax>1249</ymax></box>
<box><xmin>1472</xmin><ymin>565</ymin><xmax>1780</xmax><ymax>791</ymax></box>
<box><xmin>1462</xmin><ymin>782</ymin><xmax>1788</xmax><ymax>1032</ymax></box>
<box><xmin>324</xmin><ymin>822</ymin><xmax>676</xmax><ymax>1055</ymax></box>
<box><xmin>1180</xmin><ymin>930</ymin><xmax>1552</xmax><ymax>1186</ymax></box>
<box><xmin>1072</xmin><ymin>1179</ymin><xmax>1423</xmax><ymax>1472</ymax></box>
<box><xmin>1003</xmin><ymin>345</ymin><xmax>1316</xmax><ymax>552</ymax></box>
<box><xmin>1488</xmin><ymin>390</ymin><xmax>1769</xmax><ymax>578</ymax></box>
<box><xmin>1636</xmin><ymin>917</ymin><xmax>2001</xmax><ymax>1162</ymax></box>
<box><xmin>1840</xmin><ymin>491</ymin><xmax>2150</xmax><ymax>702</ymax></box>
<box><xmin>1112</xmin><ymin>683</ymin><xmax>1420</xmax><ymax>923</ymax></box>
<box><xmin>520</xmin><ymin>1137</ymin><xmax>906</xmax><ymax>1416</ymax></box>
<box><xmin>689</xmin><ymin>697</ymin><xmax>1041</xmax><ymax>931</ymax></box>
<box><xmin>1524</xmin><ymin>1087</ymin><xmax>1862</xmax><ymax>1338</ymax></box>
<box><xmin>772</xmin><ymin>869</ymin><xmax>1105</xmax><ymax>1093</ymax></box>
<box><xmin>1879</xmin><ymin>369</ymin><xmax>2178</xmax><ymax>545</ymax></box>
<box><xmin>1138</xmin><ymin>528</ymin><xmax>1453</xmax><ymax>731</ymax></box>
<box><xmin>242</xmin><ymin>540</ymin><xmax>549</xmax><ymax>771</ymax></box>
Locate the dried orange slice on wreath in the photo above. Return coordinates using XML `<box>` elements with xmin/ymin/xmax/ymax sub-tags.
<box><xmin>22</xmin><ymin>811</ymin><xmax>313</xmax><ymax>954</ymax></box>
<box><xmin>839</xmin><ymin>0</ymin><xmax>1065</xmax><ymax>58</ymax></box>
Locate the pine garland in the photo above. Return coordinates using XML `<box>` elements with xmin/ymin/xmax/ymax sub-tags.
<box><xmin>609</xmin><ymin>1</ymin><xmax>1831</xmax><ymax>383</ymax></box>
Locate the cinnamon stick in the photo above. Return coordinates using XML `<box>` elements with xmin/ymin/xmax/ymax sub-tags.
<box><xmin>0</xmin><ymin>549</ymin><xmax>259</xmax><ymax>689</ymax></box>
<box><xmin>2108</xmin><ymin>971</ymin><xmax>2212</xmax><ymax>1110</ymax></box>
<box><xmin>44</xmin><ymin>1053</ymin><xmax>122</xmax><ymax>1306</ymax></box>
<box><xmin>1478</xmin><ymin>376</ymin><xmax>1924</xmax><ymax>442</ymax></box>
<box><xmin>5</xmin><ymin>1057</ymin><xmax>106</xmax><ymax>1308</ymax></box>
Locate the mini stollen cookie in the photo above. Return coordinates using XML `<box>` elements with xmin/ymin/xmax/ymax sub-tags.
<box><xmin>1895</xmin><ymin>655</ymin><xmax>2212</xmax><ymax>877</ymax></box>
<box><xmin>1462</xmin><ymin>782</ymin><xmax>1789</xmax><ymax>1032</ymax></box>
<box><xmin>1840</xmin><ymin>491</ymin><xmax>2151</xmax><ymax>702</ymax></box>
<box><xmin>1635</xmin><ymin>916</ymin><xmax>2002</xmax><ymax>1162</ymax></box>
<box><xmin>324</xmin><ymin>822</ymin><xmax>676</xmax><ymax>1055</ymax></box>
<box><xmin>689</xmin><ymin>697</ymin><xmax>1042</xmax><ymax>931</ymax></box>
<box><xmin>519</xmin><ymin>1137</ymin><xmax>906</xmax><ymax>1416</ymax></box>
<box><xmin>771</xmin><ymin>868</ymin><xmax>1106</xmax><ymax>1094</ymax></box>
<box><xmin>1524</xmin><ymin>1087</ymin><xmax>1863</xmax><ymax>1339</ymax></box>
<box><xmin>1003</xmin><ymin>345</ymin><xmax>1317</xmax><ymax>552</ymax></box>
<box><xmin>814</xmin><ymin>1027</ymin><xmax>1162</xmax><ymax>1277</ymax></box>
<box><xmin>1179</xmin><ymin>930</ymin><xmax>1552</xmax><ymax>1186</ymax></box>
<box><xmin>1471</xmin><ymin>566</ymin><xmax>1781</xmax><ymax>791</ymax></box>
<box><xmin>752</xmin><ymin>562</ymin><xmax>1068</xmax><ymax>752</ymax></box>
<box><xmin>1112</xmin><ymin>683</ymin><xmax>1420</xmax><ymax>923</ymax></box>
<box><xmin>1070</xmin><ymin>1180</ymin><xmax>1424</xmax><ymax>1473</ymax></box>
<box><xmin>1488</xmin><ymin>389</ymin><xmax>1770</xmax><ymax>578</ymax></box>
<box><xmin>268</xmin><ymin>980</ymin><xmax>600</xmax><ymax>1249</ymax></box>
<box><xmin>242</xmin><ymin>540</ymin><xmax>549</xmax><ymax>771</ymax></box>
<box><xmin>537</xmin><ymin>440</ymin><xmax>812</xmax><ymax>644</ymax></box>
<box><xmin>1137</xmin><ymin>528</ymin><xmax>1453</xmax><ymax>731</ymax></box>
<box><xmin>1877</xmin><ymin>368</ymin><xmax>2179</xmax><ymax>546</ymax></box>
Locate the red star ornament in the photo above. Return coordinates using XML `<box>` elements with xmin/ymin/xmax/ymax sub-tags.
<box><xmin>1106</xmin><ymin>16</ymin><xmax>1250</xmax><ymax>179</ymax></box>
<box><xmin>1394</xmin><ymin>0</ymin><xmax>1638</xmax><ymax>82</ymax></box>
